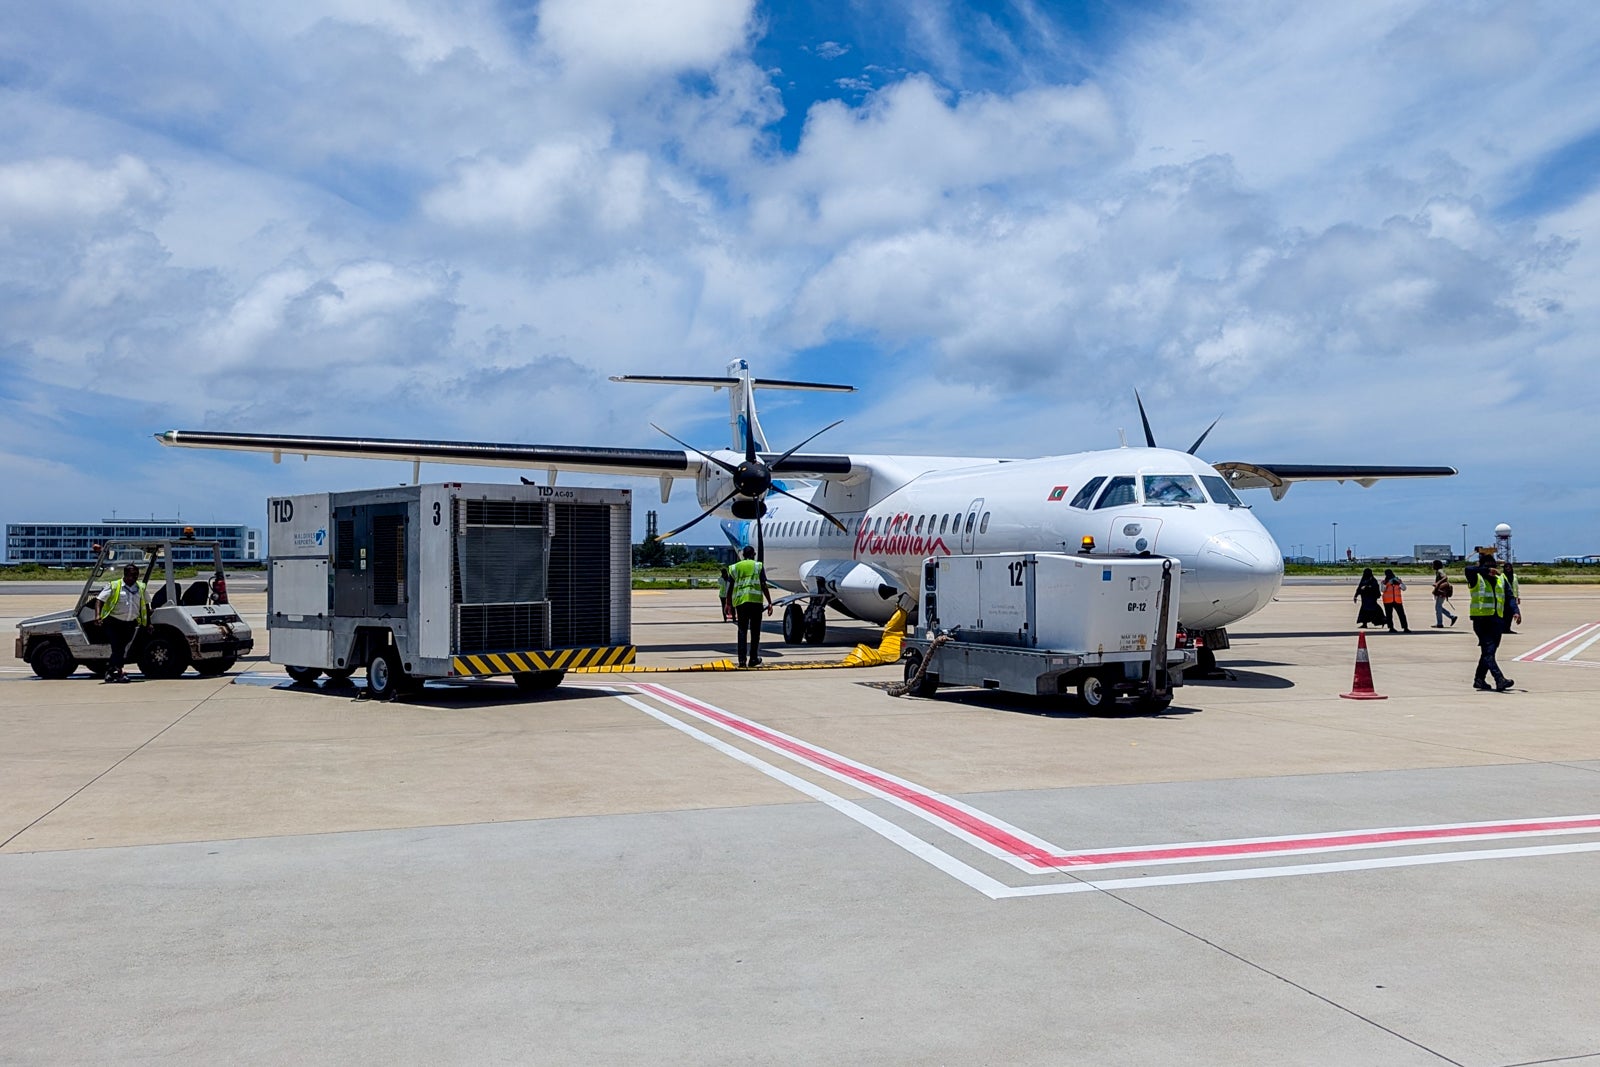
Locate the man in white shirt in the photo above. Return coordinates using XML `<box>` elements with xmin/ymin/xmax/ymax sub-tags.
<box><xmin>93</xmin><ymin>563</ymin><xmax>149</xmax><ymax>683</ymax></box>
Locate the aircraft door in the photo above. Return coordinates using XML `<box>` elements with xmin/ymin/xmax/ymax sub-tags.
<box><xmin>960</xmin><ymin>499</ymin><xmax>984</xmax><ymax>553</ymax></box>
<box><xmin>1109</xmin><ymin>515</ymin><xmax>1162</xmax><ymax>555</ymax></box>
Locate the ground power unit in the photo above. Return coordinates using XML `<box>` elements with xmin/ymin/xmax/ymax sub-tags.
<box><xmin>901</xmin><ymin>552</ymin><xmax>1193</xmax><ymax>711</ymax></box>
<box><xmin>267</xmin><ymin>483</ymin><xmax>633</xmax><ymax>698</ymax></box>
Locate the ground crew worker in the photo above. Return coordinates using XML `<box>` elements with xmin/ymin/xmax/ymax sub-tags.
<box><xmin>1500</xmin><ymin>561</ymin><xmax>1521</xmax><ymax>634</ymax></box>
<box><xmin>1465</xmin><ymin>555</ymin><xmax>1514</xmax><ymax>692</ymax></box>
<box><xmin>94</xmin><ymin>563</ymin><xmax>149</xmax><ymax>683</ymax></box>
<box><xmin>1381</xmin><ymin>569</ymin><xmax>1411</xmax><ymax>633</ymax></box>
<box><xmin>728</xmin><ymin>545</ymin><xmax>774</xmax><ymax>667</ymax></box>
<box><xmin>716</xmin><ymin>563</ymin><xmax>733</xmax><ymax>622</ymax></box>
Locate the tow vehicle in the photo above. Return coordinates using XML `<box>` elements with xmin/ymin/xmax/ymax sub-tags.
<box><xmin>899</xmin><ymin>550</ymin><xmax>1192</xmax><ymax>711</ymax></box>
<box><xmin>16</xmin><ymin>535</ymin><xmax>254</xmax><ymax>679</ymax></box>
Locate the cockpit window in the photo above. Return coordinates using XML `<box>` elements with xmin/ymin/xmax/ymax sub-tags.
<box><xmin>1142</xmin><ymin>474</ymin><xmax>1205</xmax><ymax>504</ymax></box>
<box><xmin>1200</xmin><ymin>475</ymin><xmax>1243</xmax><ymax>507</ymax></box>
<box><xmin>1094</xmin><ymin>476</ymin><xmax>1138</xmax><ymax>509</ymax></box>
<box><xmin>1068</xmin><ymin>477</ymin><xmax>1105</xmax><ymax>509</ymax></box>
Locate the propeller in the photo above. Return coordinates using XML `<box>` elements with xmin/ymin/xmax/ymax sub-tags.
<box><xmin>1133</xmin><ymin>390</ymin><xmax>1221</xmax><ymax>455</ymax></box>
<box><xmin>654</xmin><ymin>392</ymin><xmax>849</xmax><ymax>560</ymax></box>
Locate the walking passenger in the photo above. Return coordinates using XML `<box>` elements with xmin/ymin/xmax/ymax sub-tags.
<box><xmin>1431</xmin><ymin>560</ymin><xmax>1457</xmax><ymax>627</ymax></box>
<box><xmin>1354</xmin><ymin>568</ymin><xmax>1385</xmax><ymax>629</ymax></box>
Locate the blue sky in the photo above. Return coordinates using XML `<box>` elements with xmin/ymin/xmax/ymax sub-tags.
<box><xmin>2</xmin><ymin>0</ymin><xmax>1598</xmax><ymax>561</ymax></box>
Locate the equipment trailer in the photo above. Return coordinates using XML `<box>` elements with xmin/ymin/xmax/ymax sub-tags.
<box><xmin>268</xmin><ymin>482</ymin><xmax>633</xmax><ymax>698</ymax></box>
<box><xmin>899</xmin><ymin>552</ymin><xmax>1193</xmax><ymax>712</ymax></box>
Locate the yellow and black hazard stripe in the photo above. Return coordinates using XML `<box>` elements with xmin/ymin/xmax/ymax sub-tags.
<box><xmin>451</xmin><ymin>645</ymin><xmax>636</xmax><ymax>678</ymax></box>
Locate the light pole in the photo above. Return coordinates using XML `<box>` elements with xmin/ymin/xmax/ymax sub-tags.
<box><xmin>1332</xmin><ymin>522</ymin><xmax>1339</xmax><ymax>563</ymax></box>
<box><xmin>1461</xmin><ymin>523</ymin><xmax>1468</xmax><ymax>561</ymax></box>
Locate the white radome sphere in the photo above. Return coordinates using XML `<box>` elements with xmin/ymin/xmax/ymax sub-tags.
<box><xmin>1495</xmin><ymin>523</ymin><xmax>1512</xmax><ymax>538</ymax></box>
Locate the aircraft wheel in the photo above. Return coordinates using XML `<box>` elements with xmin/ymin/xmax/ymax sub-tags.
<box><xmin>803</xmin><ymin>613</ymin><xmax>826</xmax><ymax>645</ymax></box>
<box><xmin>1077</xmin><ymin>671</ymin><xmax>1114</xmax><ymax>712</ymax></box>
<box><xmin>366</xmin><ymin>649</ymin><xmax>406</xmax><ymax>700</ymax></box>
<box><xmin>31</xmin><ymin>640</ymin><xmax>77</xmax><ymax>680</ymax></box>
<box><xmin>513</xmin><ymin>670</ymin><xmax>565</xmax><ymax>693</ymax></box>
<box><xmin>138</xmin><ymin>631</ymin><xmax>191</xmax><ymax>679</ymax></box>
<box><xmin>782</xmin><ymin>603</ymin><xmax>805</xmax><ymax>644</ymax></box>
<box><xmin>901</xmin><ymin>650</ymin><xmax>939</xmax><ymax>698</ymax></box>
<box><xmin>325</xmin><ymin>669</ymin><xmax>355</xmax><ymax>686</ymax></box>
<box><xmin>285</xmin><ymin>665</ymin><xmax>323</xmax><ymax>684</ymax></box>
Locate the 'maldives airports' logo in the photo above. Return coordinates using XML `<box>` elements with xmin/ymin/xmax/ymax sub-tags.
<box><xmin>293</xmin><ymin>528</ymin><xmax>327</xmax><ymax>550</ymax></box>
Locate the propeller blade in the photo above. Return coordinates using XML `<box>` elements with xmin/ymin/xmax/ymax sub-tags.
<box><xmin>770</xmin><ymin>419</ymin><xmax>843</xmax><ymax>468</ymax></box>
<box><xmin>651</xmin><ymin>424</ymin><xmax>738</xmax><ymax>475</ymax></box>
<box><xmin>1186</xmin><ymin>416</ymin><xmax>1221</xmax><ymax>456</ymax></box>
<box><xmin>769</xmin><ymin>484</ymin><xmax>848</xmax><ymax>532</ymax></box>
<box><xmin>755</xmin><ymin>513</ymin><xmax>765</xmax><ymax>564</ymax></box>
<box><xmin>659</xmin><ymin>488</ymin><xmax>740</xmax><ymax>540</ymax></box>
<box><xmin>1135</xmin><ymin>390</ymin><xmax>1157</xmax><ymax>448</ymax></box>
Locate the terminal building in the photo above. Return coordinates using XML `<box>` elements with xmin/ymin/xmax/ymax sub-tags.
<box><xmin>4</xmin><ymin>521</ymin><xmax>261</xmax><ymax>566</ymax></box>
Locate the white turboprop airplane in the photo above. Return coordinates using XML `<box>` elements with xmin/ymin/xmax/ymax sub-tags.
<box><xmin>157</xmin><ymin>359</ymin><xmax>1455</xmax><ymax>672</ymax></box>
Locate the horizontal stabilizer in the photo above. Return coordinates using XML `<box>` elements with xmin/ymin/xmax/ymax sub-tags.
<box><xmin>611</xmin><ymin>374</ymin><xmax>854</xmax><ymax>393</ymax></box>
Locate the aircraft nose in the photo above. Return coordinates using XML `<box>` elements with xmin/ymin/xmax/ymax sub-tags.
<box><xmin>1185</xmin><ymin>529</ymin><xmax>1284</xmax><ymax>627</ymax></box>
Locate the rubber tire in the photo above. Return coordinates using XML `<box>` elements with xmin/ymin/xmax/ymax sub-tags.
<box><xmin>31</xmin><ymin>640</ymin><xmax>77</xmax><ymax>680</ymax></box>
<box><xmin>285</xmin><ymin>665</ymin><xmax>323</xmax><ymax>684</ymax></box>
<box><xmin>782</xmin><ymin>603</ymin><xmax>805</xmax><ymax>644</ymax></box>
<box><xmin>324</xmin><ymin>669</ymin><xmax>355</xmax><ymax>686</ymax></box>
<box><xmin>513</xmin><ymin>670</ymin><xmax>565</xmax><ymax>693</ymax></box>
<box><xmin>138</xmin><ymin>631</ymin><xmax>190</xmax><ymax>679</ymax></box>
<box><xmin>901</xmin><ymin>650</ymin><xmax>939</xmax><ymax>698</ymax></box>
<box><xmin>195</xmin><ymin>656</ymin><xmax>237</xmax><ymax>677</ymax></box>
<box><xmin>82</xmin><ymin>660</ymin><xmax>109</xmax><ymax>678</ymax></box>
<box><xmin>803</xmin><ymin>613</ymin><xmax>827</xmax><ymax>645</ymax></box>
<box><xmin>366</xmin><ymin>648</ymin><xmax>406</xmax><ymax>700</ymax></box>
<box><xmin>1077</xmin><ymin>671</ymin><xmax>1113</xmax><ymax>712</ymax></box>
<box><xmin>1133</xmin><ymin>695</ymin><xmax>1173</xmax><ymax>714</ymax></box>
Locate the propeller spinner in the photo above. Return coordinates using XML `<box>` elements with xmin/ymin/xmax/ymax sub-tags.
<box><xmin>654</xmin><ymin>393</ymin><xmax>848</xmax><ymax>558</ymax></box>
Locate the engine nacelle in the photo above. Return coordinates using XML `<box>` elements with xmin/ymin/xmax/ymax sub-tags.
<box><xmin>796</xmin><ymin>559</ymin><xmax>912</xmax><ymax>620</ymax></box>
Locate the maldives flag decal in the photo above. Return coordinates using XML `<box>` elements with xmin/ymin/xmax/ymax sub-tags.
<box><xmin>1047</xmin><ymin>485</ymin><xmax>1069</xmax><ymax>501</ymax></box>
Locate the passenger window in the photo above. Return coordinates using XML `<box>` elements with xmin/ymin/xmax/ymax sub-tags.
<box><xmin>1069</xmin><ymin>477</ymin><xmax>1105</xmax><ymax>509</ymax></box>
<box><xmin>915</xmin><ymin>516</ymin><xmax>925</xmax><ymax>534</ymax></box>
<box><xmin>979</xmin><ymin>512</ymin><xmax>990</xmax><ymax>534</ymax></box>
<box><xmin>940</xmin><ymin>514</ymin><xmax>949</xmax><ymax>534</ymax></box>
<box><xmin>965</xmin><ymin>512</ymin><xmax>976</xmax><ymax>533</ymax></box>
<box><xmin>1094</xmin><ymin>476</ymin><xmax>1138</xmax><ymax>509</ymax></box>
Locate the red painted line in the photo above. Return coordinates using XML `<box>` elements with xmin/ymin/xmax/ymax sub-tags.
<box><xmin>1520</xmin><ymin>622</ymin><xmax>1600</xmax><ymax>662</ymax></box>
<box><xmin>635</xmin><ymin>684</ymin><xmax>1600</xmax><ymax>870</ymax></box>
<box><xmin>636</xmin><ymin>682</ymin><xmax>1059</xmax><ymax>863</ymax></box>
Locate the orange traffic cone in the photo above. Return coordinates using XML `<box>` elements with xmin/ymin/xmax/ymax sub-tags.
<box><xmin>1340</xmin><ymin>631</ymin><xmax>1388</xmax><ymax>700</ymax></box>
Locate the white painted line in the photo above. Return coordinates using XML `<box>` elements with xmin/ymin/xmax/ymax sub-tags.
<box><xmin>1559</xmin><ymin>625</ymin><xmax>1600</xmax><ymax>662</ymax></box>
<box><xmin>995</xmin><ymin>841</ymin><xmax>1600</xmax><ymax>897</ymax></box>
<box><xmin>1518</xmin><ymin>621</ymin><xmax>1600</xmax><ymax>662</ymax></box>
<box><xmin>619</xmin><ymin>685</ymin><xmax>1600</xmax><ymax>899</ymax></box>
<box><xmin>609</xmin><ymin>691</ymin><xmax>1016</xmax><ymax>899</ymax></box>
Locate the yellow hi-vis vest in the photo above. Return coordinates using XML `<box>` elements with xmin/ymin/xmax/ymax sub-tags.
<box><xmin>99</xmin><ymin>579</ymin><xmax>150</xmax><ymax>625</ymax></box>
<box><xmin>729</xmin><ymin>559</ymin><xmax>764</xmax><ymax>606</ymax></box>
<box><xmin>1469</xmin><ymin>573</ymin><xmax>1503</xmax><ymax>618</ymax></box>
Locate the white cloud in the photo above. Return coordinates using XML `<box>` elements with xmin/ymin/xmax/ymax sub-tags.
<box><xmin>537</xmin><ymin>0</ymin><xmax>754</xmax><ymax>79</ymax></box>
<box><xmin>0</xmin><ymin>156</ymin><xmax>166</xmax><ymax>226</ymax></box>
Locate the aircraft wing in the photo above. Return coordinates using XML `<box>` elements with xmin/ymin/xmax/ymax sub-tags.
<box><xmin>1213</xmin><ymin>462</ymin><xmax>1458</xmax><ymax>501</ymax></box>
<box><xmin>154</xmin><ymin>430</ymin><xmax>855</xmax><ymax>481</ymax></box>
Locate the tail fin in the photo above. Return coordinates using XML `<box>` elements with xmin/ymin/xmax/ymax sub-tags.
<box><xmin>611</xmin><ymin>359</ymin><xmax>853</xmax><ymax>451</ymax></box>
